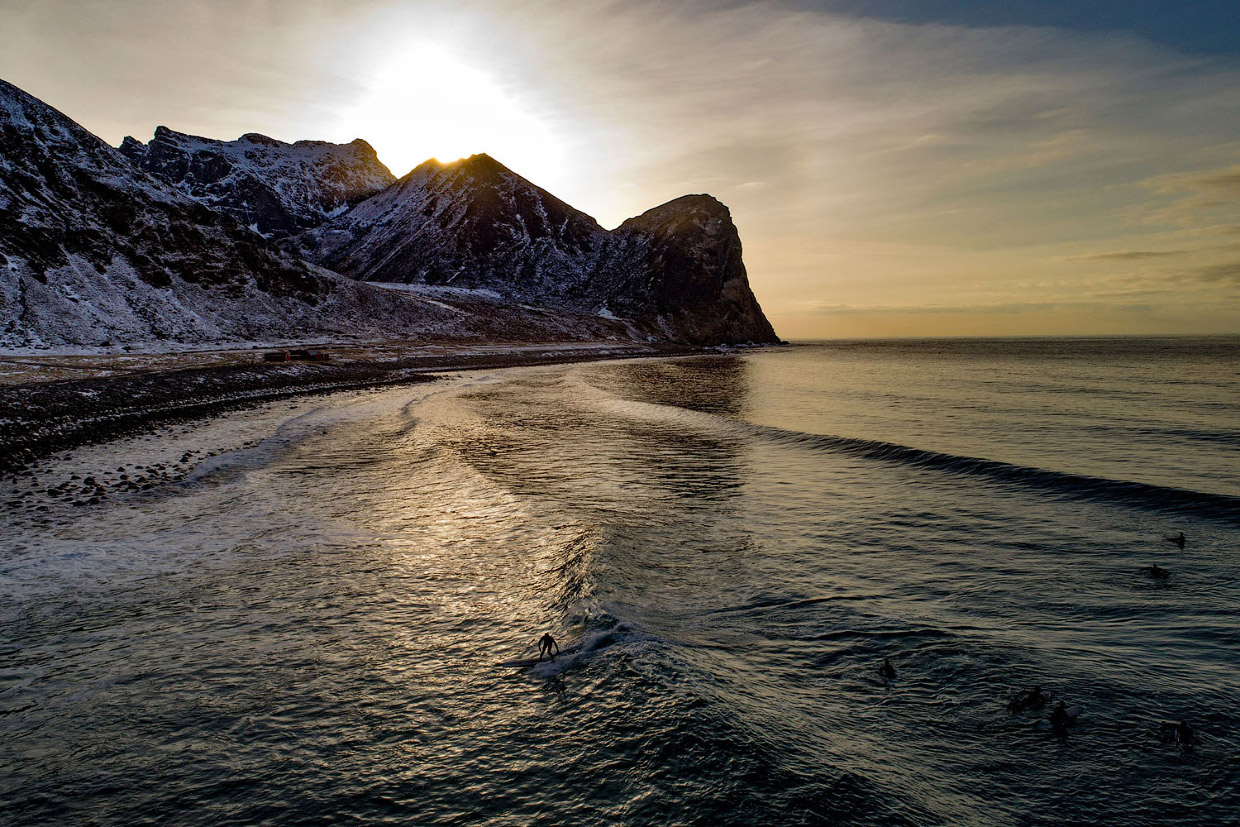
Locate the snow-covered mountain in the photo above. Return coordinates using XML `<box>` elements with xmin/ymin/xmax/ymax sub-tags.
<box><xmin>0</xmin><ymin>79</ymin><xmax>614</xmax><ymax>350</ymax></box>
<box><xmin>294</xmin><ymin>154</ymin><xmax>779</xmax><ymax>345</ymax></box>
<box><xmin>0</xmin><ymin>78</ymin><xmax>777</xmax><ymax>350</ymax></box>
<box><xmin>119</xmin><ymin>127</ymin><xmax>395</xmax><ymax>237</ymax></box>
<box><xmin>297</xmin><ymin>154</ymin><xmax>605</xmax><ymax>298</ymax></box>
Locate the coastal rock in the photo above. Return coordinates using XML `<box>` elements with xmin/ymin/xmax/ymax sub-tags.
<box><xmin>601</xmin><ymin>195</ymin><xmax>779</xmax><ymax>346</ymax></box>
<box><xmin>118</xmin><ymin>127</ymin><xmax>395</xmax><ymax>237</ymax></box>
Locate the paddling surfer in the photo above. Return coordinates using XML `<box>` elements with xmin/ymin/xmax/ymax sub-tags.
<box><xmin>1175</xmin><ymin>720</ymin><xmax>1195</xmax><ymax>750</ymax></box>
<box><xmin>538</xmin><ymin>632</ymin><xmax>560</xmax><ymax>662</ymax></box>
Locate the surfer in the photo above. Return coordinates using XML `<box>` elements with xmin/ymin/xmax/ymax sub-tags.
<box><xmin>1144</xmin><ymin>563</ymin><xmax>1170</xmax><ymax>580</ymax></box>
<box><xmin>879</xmin><ymin>658</ymin><xmax>897</xmax><ymax>681</ymax></box>
<box><xmin>1175</xmin><ymin>720</ymin><xmax>1195</xmax><ymax>750</ymax></box>
<box><xmin>1007</xmin><ymin>685</ymin><xmax>1047</xmax><ymax>713</ymax></box>
<box><xmin>1166</xmin><ymin>531</ymin><xmax>1186</xmax><ymax>549</ymax></box>
<box><xmin>1048</xmin><ymin>701</ymin><xmax>1070</xmax><ymax>731</ymax></box>
<box><xmin>537</xmin><ymin>632</ymin><xmax>560</xmax><ymax>662</ymax></box>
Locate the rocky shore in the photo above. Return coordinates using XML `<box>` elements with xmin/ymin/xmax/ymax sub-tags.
<box><xmin>0</xmin><ymin>341</ymin><xmax>699</xmax><ymax>474</ymax></box>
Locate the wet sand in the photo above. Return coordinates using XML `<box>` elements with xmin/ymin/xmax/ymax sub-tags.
<box><xmin>0</xmin><ymin>340</ymin><xmax>702</xmax><ymax>473</ymax></box>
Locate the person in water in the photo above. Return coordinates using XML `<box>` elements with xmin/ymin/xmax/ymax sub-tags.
<box><xmin>1175</xmin><ymin>720</ymin><xmax>1195</xmax><ymax>750</ymax></box>
<box><xmin>537</xmin><ymin>632</ymin><xmax>560</xmax><ymax>662</ymax></box>
<box><xmin>1048</xmin><ymin>701</ymin><xmax>1071</xmax><ymax>731</ymax></box>
<box><xmin>1145</xmin><ymin>563</ymin><xmax>1170</xmax><ymax>580</ymax></box>
<box><xmin>1167</xmin><ymin>531</ymin><xmax>1186</xmax><ymax>549</ymax></box>
<box><xmin>879</xmin><ymin>658</ymin><xmax>896</xmax><ymax>680</ymax></box>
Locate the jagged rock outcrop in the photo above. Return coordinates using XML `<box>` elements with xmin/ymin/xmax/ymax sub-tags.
<box><xmin>295</xmin><ymin>154</ymin><xmax>779</xmax><ymax>345</ymax></box>
<box><xmin>118</xmin><ymin>127</ymin><xmax>395</xmax><ymax>237</ymax></box>
<box><xmin>597</xmin><ymin>195</ymin><xmax>779</xmax><ymax>345</ymax></box>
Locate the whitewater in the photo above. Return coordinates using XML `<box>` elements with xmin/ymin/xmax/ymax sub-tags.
<box><xmin>2</xmin><ymin>337</ymin><xmax>1238</xmax><ymax>826</ymax></box>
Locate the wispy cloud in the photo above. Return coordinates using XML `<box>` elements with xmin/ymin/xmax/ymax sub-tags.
<box><xmin>1061</xmin><ymin>250</ymin><xmax>1186</xmax><ymax>262</ymax></box>
<box><xmin>1181</xmin><ymin>261</ymin><xmax>1240</xmax><ymax>285</ymax></box>
<box><xmin>2</xmin><ymin>0</ymin><xmax>1239</xmax><ymax>334</ymax></box>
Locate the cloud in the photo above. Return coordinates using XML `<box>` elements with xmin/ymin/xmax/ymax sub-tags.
<box><xmin>1131</xmin><ymin>161</ymin><xmax>1240</xmax><ymax>229</ymax></box>
<box><xmin>1180</xmin><ymin>166</ymin><xmax>1240</xmax><ymax>192</ymax></box>
<box><xmin>793</xmin><ymin>301</ymin><xmax>1063</xmax><ymax>316</ymax></box>
<box><xmin>1061</xmin><ymin>250</ymin><xmax>1186</xmax><ymax>262</ymax></box>
<box><xmin>1180</xmin><ymin>261</ymin><xmax>1240</xmax><ymax>285</ymax></box>
<box><xmin>3</xmin><ymin>0</ymin><xmax>1240</xmax><ymax>334</ymax></box>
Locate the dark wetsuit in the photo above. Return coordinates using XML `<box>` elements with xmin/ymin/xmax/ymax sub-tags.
<box><xmin>538</xmin><ymin>633</ymin><xmax>560</xmax><ymax>661</ymax></box>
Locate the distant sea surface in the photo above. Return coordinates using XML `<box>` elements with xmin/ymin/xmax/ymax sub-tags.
<box><xmin>3</xmin><ymin>337</ymin><xmax>1238</xmax><ymax>826</ymax></box>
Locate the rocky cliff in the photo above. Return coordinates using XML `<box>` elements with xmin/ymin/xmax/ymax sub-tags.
<box><xmin>599</xmin><ymin>195</ymin><xmax>779</xmax><ymax>346</ymax></box>
<box><xmin>119</xmin><ymin>127</ymin><xmax>395</xmax><ymax>237</ymax></box>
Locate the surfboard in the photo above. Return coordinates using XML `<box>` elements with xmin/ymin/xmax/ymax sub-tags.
<box><xmin>498</xmin><ymin>658</ymin><xmax>546</xmax><ymax>668</ymax></box>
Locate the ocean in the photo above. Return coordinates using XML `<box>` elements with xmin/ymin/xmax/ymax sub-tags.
<box><xmin>2</xmin><ymin>337</ymin><xmax>1238</xmax><ymax>826</ymax></box>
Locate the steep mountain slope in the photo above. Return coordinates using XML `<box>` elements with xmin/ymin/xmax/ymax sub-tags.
<box><xmin>119</xmin><ymin>127</ymin><xmax>394</xmax><ymax>237</ymax></box>
<box><xmin>1</xmin><ymin>79</ymin><xmax>777</xmax><ymax>350</ymax></box>
<box><xmin>0</xmin><ymin>79</ymin><xmax>448</xmax><ymax>349</ymax></box>
<box><xmin>297</xmin><ymin>154</ymin><xmax>607</xmax><ymax>300</ymax></box>
<box><xmin>598</xmin><ymin>195</ymin><xmax>779</xmax><ymax>345</ymax></box>
<box><xmin>295</xmin><ymin>154</ymin><xmax>779</xmax><ymax>345</ymax></box>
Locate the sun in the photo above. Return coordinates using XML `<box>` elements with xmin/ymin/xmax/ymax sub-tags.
<box><xmin>339</xmin><ymin>42</ymin><xmax>568</xmax><ymax>184</ymax></box>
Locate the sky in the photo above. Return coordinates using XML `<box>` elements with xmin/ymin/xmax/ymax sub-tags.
<box><xmin>2</xmin><ymin>0</ymin><xmax>1239</xmax><ymax>338</ymax></box>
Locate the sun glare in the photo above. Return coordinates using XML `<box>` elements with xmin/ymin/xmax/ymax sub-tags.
<box><xmin>340</xmin><ymin>42</ymin><xmax>568</xmax><ymax>185</ymax></box>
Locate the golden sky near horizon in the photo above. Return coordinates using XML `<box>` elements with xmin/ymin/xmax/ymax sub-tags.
<box><xmin>2</xmin><ymin>0</ymin><xmax>1239</xmax><ymax>338</ymax></box>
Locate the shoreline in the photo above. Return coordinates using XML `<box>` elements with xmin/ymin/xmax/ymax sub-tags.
<box><xmin>0</xmin><ymin>340</ymin><xmax>711</xmax><ymax>474</ymax></box>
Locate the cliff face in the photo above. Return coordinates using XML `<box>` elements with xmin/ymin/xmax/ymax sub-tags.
<box><xmin>295</xmin><ymin>155</ymin><xmax>780</xmax><ymax>345</ymax></box>
<box><xmin>602</xmin><ymin>195</ymin><xmax>779</xmax><ymax>346</ymax></box>
<box><xmin>119</xmin><ymin>128</ymin><xmax>395</xmax><ymax>238</ymax></box>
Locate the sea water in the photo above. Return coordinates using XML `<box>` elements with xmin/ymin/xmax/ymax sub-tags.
<box><xmin>2</xmin><ymin>337</ymin><xmax>1238</xmax><ymax>826</ymax></box>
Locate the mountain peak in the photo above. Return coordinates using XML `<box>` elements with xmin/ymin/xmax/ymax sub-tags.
<box><xmin>238</xmin><ymin>132</ymin><xmax>283</xmax><ymax>147</ymax></box>
<box><xmin>119</xmin><ymin>126</ymin><xmax>396</xmax><ymax>236</ymax></box>
<box><xmin>0</xmin><ymin>77</ymin><xmax>380</xmax><ymax>349</ymax></box>
<box><xmin>457</xmin><ymin>152</ymin><xmax>500</xmax><ymax>167</ymax></box>
<box><xmin>617</xmin><ymin>193</ymin><xmax>733</xmax><ymax>238</ymax></box>
<box><xmin>444</xmin><ymin>152</ymin><xmax>510</xmax><ymax>179</ymax></box>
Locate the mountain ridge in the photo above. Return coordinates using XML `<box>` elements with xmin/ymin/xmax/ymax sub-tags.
<box><xmin>0</xmin><ymin>78</ymin><xmax>778</xmax><ymax>349</ymax></box>
<box><xmin>293</xmin><ymin>153</ymin><xmax>779</xmax><ymax>345</ymax></box>
<box><xmin>0</xmin><ymin>79</ymin><xmax>630</xmax><ymax>350</ymax></box>
<box><xmin>118</xmin><ymin>126</ymin><xmax>396</xmax><ymax>237</ymax></box>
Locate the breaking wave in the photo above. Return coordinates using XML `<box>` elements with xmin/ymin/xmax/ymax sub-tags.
<box><xmin>754</xmin><ymin>424</ymin><xmax>1240</xmax><ymax>524</ymax></box>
